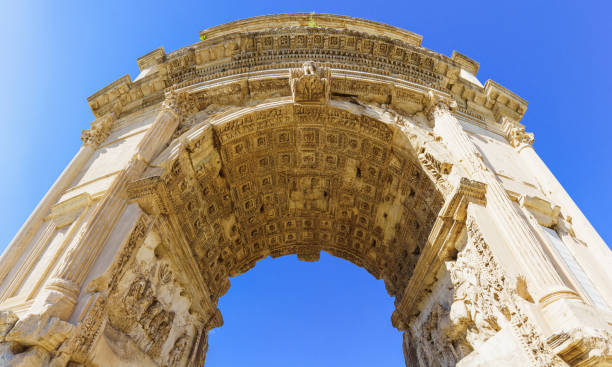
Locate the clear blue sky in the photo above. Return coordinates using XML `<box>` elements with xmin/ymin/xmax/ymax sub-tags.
<box><xmin>1</xmin><ymin>1</ymin><xmax>611</xmax><ymax>365</ymax></box>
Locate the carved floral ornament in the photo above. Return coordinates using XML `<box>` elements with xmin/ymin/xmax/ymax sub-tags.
<box><xmin>425</xmin><ymin>90</ymin><xmax>458</xmax><ymax>121</ymax></box>
<box><xmin>502</xmin><ymin>117</ymin><xmax>535</xmax><ymax>149</ymax></box>
<box><xmin>507</xmin><ymin>125</ymin><xmax>535</xmax><ymax>148</ymax></box>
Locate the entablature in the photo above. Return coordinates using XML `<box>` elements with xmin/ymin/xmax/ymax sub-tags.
<box><xmin>86</xmin><ymin>14</ymin><xmax>528</xmax><ymax>138</ymax></box>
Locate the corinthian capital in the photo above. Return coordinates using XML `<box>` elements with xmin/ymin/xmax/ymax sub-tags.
<box><xmin>162</xmin><ymin>90</ymin><xmax>198</xmax><ymax>121</ymax></box>
<box><xmin>424</xmin><ymin>90</ymin><xmax>457</xmax><ymax>121</ymax></box>
<box><xmin>508</xmin><ymin>126</ymin><xmax>534</xmax><ymax>148</ymax></box>
<box><xmin>502</xmin><ymin>117</ymin><xmax>534</xmax><ymax>149</ymax></box>
<box><xmin>81</xmin><ymin>113</ymin><xmax>115</xmax><ymax>147</ymax></box>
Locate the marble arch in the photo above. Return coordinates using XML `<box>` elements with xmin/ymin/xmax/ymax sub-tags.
<box><xmin>1</xmin><ymin>13</ymin><xmax>611</xmax><ymax>367</ymax></box>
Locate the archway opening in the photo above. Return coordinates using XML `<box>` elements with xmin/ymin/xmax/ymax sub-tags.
<box><xmin>129</xmin><ymin>101</ymin><xmax>447</xmax><ymax>366</ymax></box>
<box><xmin>206</xmin><ymin>252</ymin><xmax>404</xmax><ymax>366</ymax></box>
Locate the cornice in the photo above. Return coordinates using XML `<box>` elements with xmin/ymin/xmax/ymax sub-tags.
<box><xmin>86</xmin><ymin>15</ymin><xmax>528</xmax><ymax>133</ymax></box>
<box><xmin>199</xmin><ymin>13</ymin><xmax>424</xmax><ymax>47</ymax></box>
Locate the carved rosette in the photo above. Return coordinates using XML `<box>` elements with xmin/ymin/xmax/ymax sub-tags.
<box><xmin>289</xmin><ymin>61</ymin><xmax>330</xmax><ymax>104</ymax></box>
<box><xmin>81</xmin><ymin>113</ymin><xmax>115</xmax><ymax>147</ymax></box>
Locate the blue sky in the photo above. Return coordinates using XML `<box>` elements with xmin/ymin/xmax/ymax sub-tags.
<box><xmin>0</xmin><ymin>1</ymin><xmax>610</xmax><ymax>365</ymax></box>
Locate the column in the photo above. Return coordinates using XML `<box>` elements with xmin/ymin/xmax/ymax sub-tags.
<box><xmin>0</xmin><ymin>114</ymin><xmax>114</xmax><ymax>287</ymax></box>
<box><xmin>429</xmin><ymin>93</ymin><xmax>576</xmax><ymax>304</ymax></box>
<box><xmin>35</xmin><ymin>93</ymin><xmax>185</xmax><ymax>319</ymax></box>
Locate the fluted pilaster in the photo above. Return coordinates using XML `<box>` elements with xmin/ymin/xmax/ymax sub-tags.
<box><xmin>430</xmin><ymin>95</ymin><xmax>576</xmax><ymax>303</ymax></box>
<box><xmin>41</xmin><ymin>96</ymin><xmax>183</xmax><ymax>319</ymax></box>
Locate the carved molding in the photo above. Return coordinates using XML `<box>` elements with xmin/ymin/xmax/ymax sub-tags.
<box><xmin>417</xmin><ymin>147</ymin><xmax>453</xmax><ymax>197</ymax></box>
<box><xmin>162</xmin><ymin>90</ymin><xmax>198</xmax><ymax>122</ymax></box>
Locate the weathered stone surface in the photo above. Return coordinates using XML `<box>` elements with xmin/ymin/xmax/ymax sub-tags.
<box><xmin>0</xmin><ymin>13</ymin><xmax>611</xmax><ymax>367</ymax></box>
<box><xmin>5</xmin><ymin>311</ymin><xmax>73</xmax><ymax>351</ymax></box>
<box><xmin>0</xmin><ymin>311</ymin><xmax>18</xmax><ymax>340</ymax></box>
<box><xmin>6</xmin><ymin>346</ymin><xmax>49</xmax><ymax>367</ymax></box>
<box><xmin>456</xmin><ymin>327</ymin><xmax>531</xmax><ymax>367</ymax></box>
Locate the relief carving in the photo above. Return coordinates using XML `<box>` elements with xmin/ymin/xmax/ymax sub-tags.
<box><xmin>6</xmin><ymin>14</ymin><xmax>608</xmax><ymax>367</ymax></box>
<box><xmin>410</xmin><ymin>303</ymin><xmax>463</xmax><ymax>367</ymax></box>
<box><xmin>418</xmin><ymin>148</ymin><xmax>453</xmax><ymax>196</ymax></box>
<box><xmin>447</xmin><ymin>245</ymin><xmax>502</xmax><ymax>349</ymax></box>
<box><xmin>290</xmin><ymin>61</ymin><xmax>330</xmax><ymax>104</ymax></box>
<box><xmin>162</xmin><ymin>90</ymin><xmax>198</xmax><ymax>123</ymax></box>
<box><xmin>462</xmin><ymin>215</ymin><xmax>566</xmax><ymax>366</ymax></box>
<box><xmin>140</xmin><ymin>104</ymin><xmax>445</xmax><ymax>299</ymax></box>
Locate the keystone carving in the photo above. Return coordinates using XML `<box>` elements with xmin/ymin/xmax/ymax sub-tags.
<box><xmin>290</xmin><ymin>61</ymin><xmax>330</xmax><ymax>104</ymax></box>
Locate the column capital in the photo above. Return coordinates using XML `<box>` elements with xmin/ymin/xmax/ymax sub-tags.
<box><xmin>502</xmin><ymin>117</ymin><xmax>534</xmax><ymax>149</ymax></box>
<box><xmin>425</xmin><ymin>90</ymin><xmax>457</xmax><ymax>121</ymax></box>
<box><xmin>80</xmin><ymin>113</ymin><xmax>115</xmax><ymax>147</ymax></box>
<box><xmin>161</xmin><ymin>90</ymin><xmax>198</xmax><ymax>121</ymax></box>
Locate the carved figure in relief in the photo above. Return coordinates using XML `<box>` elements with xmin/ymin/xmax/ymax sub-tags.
<box><xmin>166</xmin><ymin>334</ymin><xmax>190</xmax><ymax>366</ymax></box>
<box><xmin>290</xmin><ymin>61</ymin><xmax>330</xmax><ymax>104</ymax></box>
<box><xmin>411</xmin><ymin>303</ymin><xmax>460</xmax><ymax>367</ymax></box>
<box><xmin>447</xmin><ymin>247</ymin><xmax>500</xmax><ymax>349</ymax></box>
<box><xmin>121</xmin><ymin>276</ymin><xmax>176</xmax><ymax>359</ymax></box>
<box><xmin>124</xmin><ymin>276</ymin><xmax>153</xmax><ymax>316</ymax></box>
<box><xmin>302</xmin><ymin>60</ymin><xmax>316</xmax><ymax>75</ymax></box>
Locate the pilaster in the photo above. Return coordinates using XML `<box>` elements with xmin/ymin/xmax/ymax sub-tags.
<box><xmin>428</xmin><ymin>92</ymin><xmax>578</xmax><ymax>307</ymax></box>
<box><xmin>34</xmin><ymin>92</ymin><xmax>184</xmax><ymax>321</ymax></box>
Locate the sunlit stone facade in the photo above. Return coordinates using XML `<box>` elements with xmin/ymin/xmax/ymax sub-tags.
<box><xmin>0</xmin><ymin>13</ymin><xmax>610</xmax><ymax>366</ymax></box>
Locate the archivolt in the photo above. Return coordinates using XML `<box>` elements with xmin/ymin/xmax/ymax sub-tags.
<box><xmin>130</xmin><ymin>99</ymin><xmax>448</xmax><ymax>301</ymax></box>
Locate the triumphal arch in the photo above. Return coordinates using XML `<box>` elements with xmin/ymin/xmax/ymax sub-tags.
<box><xmin>0</xmin><ymin>13</ymin><xmax>611</xmax><ymax>366</ymax></box>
